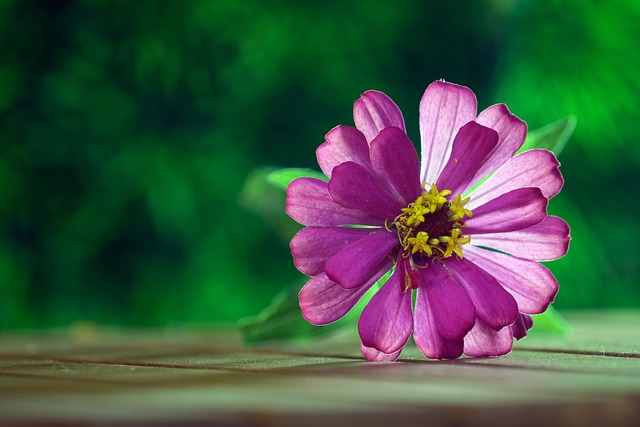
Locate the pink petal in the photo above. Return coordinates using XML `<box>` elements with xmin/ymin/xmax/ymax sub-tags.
<box><xmin>316</xmin><ymin>126</ymin><xmax>372</xmax><ymax>178</ymax></box>
<box><xmin>464</xmin><ymin>187</ymin><xmax>547</xmax><ymax>235</ymax></box>
<box><xmin>324</xmin><ymin>230</ymin><xmax>398</xmax><ymax>289</ymax></box>
<box><xmin>290</xmin><ymin>227</ymin><xmax>380</xmax><ymax>276</ymax></box>
<box><xmin>328</xmin><ymin>161</ymin><xmax>404</xmax><ymax>219</ymax></box>
<box><xmin>299</xmin><ymin>262</ymin><xmax>391</xmax><ymax>326</ymax></box>
<box><xmin>434</xmin><ymin>121</ymin><xmax>499</xmax><ymax>196</ymax></box>
<box><xmin>360</xmin><ymin>344</ymin><xmax>402</xmax><ymax>362</ymax></box>
<box><xmin>353</xmin><ymin>90</ymin><xmax>406</xmax><ymax>143</ymax></box>
<box><xmin>463</xmin><ymin>318</ymin><xmax>514</xmax><ymax>357</ymax></box>
<box><xmin>286</xmin><ymin>177</ymin><xmax>383</xmax><ymax>227</ymax></box>
<box><xmin>467</xmin><ymin>149</ymin><xmax>564</xmax><ymax>210</ymax></box>
<box><xmin>445</xmin><ymin>258</ymin><xmax>518</xmax><ymax>331</ymax></box>
<box><xmin>413</xmin><ymin>286</ymin><xmax>464</xmax><ymax>360</ymax></box>
<box><xmin>473</xmin><ymin>104</ymin><xmax>527</xmax><ymax>182</ymax></box>
<box><xmin>463</xmin><ymin>245</ymin><xmax>558</xmax><ymax>315</ymax></box>
<box><xmin>470</xmin><ymin>216</ymin><xmax>571</xmax><ymax>261</ymax></box>
<box><xmin>358</xmin><ymin>269</ymin><xmax>413</xmax><ymax>354</ymax></box>
<box><xmin>369</xmin><ymin>127</ymin><xmax>422</xmax><ymax>205</ymax></box>
<box><xmin>511</xmin><ymin>313</ymin><xmax>534</xmax><ymax>340</ymax></box>
<box><xmin>421</xmin><ymin>263</ymin><xmax>475</xmax><ymax>340</ymax></box>
<box><xmin>419</xmin><ymin>81</ymin><xmax>477</xmax><ymax>185</ymax></box>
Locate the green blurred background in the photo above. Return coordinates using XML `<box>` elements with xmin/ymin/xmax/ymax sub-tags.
<box><xmin>1</xmin><ymin>0</ymin><xmax>638</xmax><ymax>329</ymax></box>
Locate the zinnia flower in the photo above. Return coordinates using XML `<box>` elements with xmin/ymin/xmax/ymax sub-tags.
<box><xmin>286</xmin><ymin>81</ymin><xmax>570</xmax><ymax>361</ymax></box>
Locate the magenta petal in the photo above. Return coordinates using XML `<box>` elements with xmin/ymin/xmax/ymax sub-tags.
<box><xmin>328</xmin><ymin>161</ymin><xmax>404</xmax><ymax>219</ymax></box>
<box><xmin>325</xmin><ymin>230</ymin><xmax>397</xmax><ymax>289</ymax></box>
<box><xmin>464</xmin><ymin>187</ymin><xmax>547</xmax><ymax>234</ymax></box>
<box><xmin>445</xmin><ymin>258</ymin><xmax>518</xmax><ymax>331</ymax></box>
<box><xmin>434</xmin><ymin>121</ymin><xmax>499</xmax><ymax>196</ymax></box>
<box><xmin>511</xmin><ymin>313</ymin><xmax>534</xmax><ymax>340</ymax></box>
<box><xmin>286</xmin><ymin>177</ymin><xmax>383</xmax><ymax>227</ymax></box>
<box><xmin>419</xmin><ymin>81</ymin><xmax>478</xmax><ymax>185</ymax></box>
<box><xmin>413</xmin><ymin>286</ymin><xmax>464</xmax><ymax>360</ymax></box>
<box><xmin>358</xmin><ymin>269</ymin><xmax>413</xmax><ymax>354</ymax></box>
<box><xmin>473</xmin><ymin>104</ymin><xmax>527</xmax><ymax>182</ymax></box>
<box><xmin>369</xmin><ymin>127</ymin><xmax>422</xmax><ymax>205</ymax></box>
<box><xmin>463</xmin><ymin>245</ymin><xmax>558</xmax><ymax>315</ymax></box>
<box><xmin>421</xmin><ymin>264</ymin><xmax>475</xmax><ymax>340</ymax></box>
<box><xmin>470</xmin><ymin>216</ymin><xmax>571</xmax><ymax>261</ymax></box>
<box><xmin>299</xmin><ymin>262</ymin><xmax>391</xmax><ymax>326</ymax></box>
<box><xmin>316</xmin><ymin>126</ymin><xmax>372</xmax><ymax>178</ymax></box>
<box><xmin>299</xmin><ymin>273</ymin><xmax>367</xmax><ymax>326</ymax></box>
<box><xmin>463</xmin><ymin>318</ymin><xmax>513</xmax><ymax>357</ymax></box>
<box><xmin>290</xmin><ymin>227</ymin><xmax>379</xmax><ymax>276</ymax></box>
<box><xmin>360</xmin><ymin>344</ymin><xmax>402</xmax><ymax>362</ymax></box>
<box><xmin>353</xmin><ymin>90</ymin><xmax>406</xmax><ymax>143</ymax></box>
<box><xmin>467</xmin><ymin>149</ymin><xmax>563</xmax><ymax>210</ymax></box>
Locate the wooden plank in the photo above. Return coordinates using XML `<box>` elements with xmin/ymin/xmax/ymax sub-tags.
<box><xmin>0</xmin><ymin>310</ymin><xmax>639</xmax><ymax>426</ymax></box>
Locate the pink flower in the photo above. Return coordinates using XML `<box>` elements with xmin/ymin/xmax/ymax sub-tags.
<box><xmin>286</xmin><ymin>81</ymin><xmax>570</xmax><ymax>361</ymax></box>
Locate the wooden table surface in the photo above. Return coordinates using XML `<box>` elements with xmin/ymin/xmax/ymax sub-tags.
<box><xmin>1</xmin><ymin>310</ymin><xmax>639</xmax><ymax>426</ymax></box>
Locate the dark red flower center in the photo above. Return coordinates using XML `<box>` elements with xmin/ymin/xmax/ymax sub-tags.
<box><xmin>389</xmin><ymin>185</ymin><xmax>472</xmax><ymax>260</ymax></box>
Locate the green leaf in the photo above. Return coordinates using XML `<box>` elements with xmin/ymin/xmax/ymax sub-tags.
<box><xmin>238</xmin><ymin>283</ymin><xmax>346</xmax><ymax>343</ymax></box>
<box><xmin>238</xmin><ymin>270</ymin><xmax>392</xmax><ymax>343</ymax></box>
<box><xmin>267</xmin><ymin>168</ymin><xmax>327</xmax><ymax>191</ymax></box>
<box><xmin>238</xmin><ymin>167</ymin><xmax>301</xmax><ymax>241</ymax></box>
<box><xmin>519</xmin><ymin>115</ymin><xmax>577</xmax><ymax>156</ymax></box>
<box><xmin>530</xmin><ymin>305</ymin><xmax>572</xmax><ymax>336</ymax></box>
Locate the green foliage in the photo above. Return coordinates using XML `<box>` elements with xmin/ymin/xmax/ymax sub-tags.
<box><xmin>491</xmin><ymin>0</ymin><xmax>640</xmax><ymax>310</ymax></box>
<box><xmin>520</xmin><ymin>116</ymin><xmax>576</xmax><ymax>156</ymax></box>
<box><xmin>0</xmin><ymin>0</ymin><xmax>638</xmax><ymax>329</ymax></box>
<box><xmin>531</xmin><ymin>306</ymin><xmax>572</xmax><ymax>336</ymax></box>
<box><xmin>267</xmin><ymin>168</ymin><xmax>328</xmax><ymax>191</ymax></box>
<box><xmin>239</xmin><ymin>283</ymin><xmax>344</xmax><ymax>343</ymax></box>
<box><xmin>240</xmin><ymin>270</ymin><xmax>391</xmax><ymax>343</ymax></box>
<box><xmin>238</xmin><ymin>167</ymin><xmax>301</xmax><ymax>242</ymax></box>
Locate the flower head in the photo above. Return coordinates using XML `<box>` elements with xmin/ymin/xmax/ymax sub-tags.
<box><xmin>286</xmin><ymin>81</ymin><xmax>570</xmax><ymax>361</ymax></box>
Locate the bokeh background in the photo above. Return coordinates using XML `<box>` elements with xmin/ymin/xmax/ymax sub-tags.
<box><xmin>1</xmin><ymin>0</ymin><xmax>639</xmax><ymax>329</ymax></box>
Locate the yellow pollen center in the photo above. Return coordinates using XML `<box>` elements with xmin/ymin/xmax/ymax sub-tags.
<box><xmin>391</xmin><ymin>184</ymin><xmax>472</xmax><ymax>260</ymax></box>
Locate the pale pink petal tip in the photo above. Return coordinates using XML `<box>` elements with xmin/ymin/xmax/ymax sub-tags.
<box><xmin>473</xmin><ymin>103</ymin><xmax>527</xmax><ymax>181</ymax></box>
<box><xmin>463</xmin><ymin>319</ymin><xmax>514</xmax><ymax>357</ymax></box>
<box><xmin>286</xmin><ymin>177</ymin><xmax>382</xmax><ymax>227</ymax></box>
<box><xmin>467</xmin><ymin>149</ymin><xmax>564</xmax><ymax>210</ymax></box>
<box><xmin>353</xmin><ymin>90</ymin><xmax>406</xmax><ymax>143</ymax></box>
<box><xmin>316</xmin><ymin>126</ymin><xmax>371</xmax><ymax>178</ymax></box>
<box><xmin>360</xmin><ymin>344</ymin><xmax>402</xmax><ymax>362</ymax></box>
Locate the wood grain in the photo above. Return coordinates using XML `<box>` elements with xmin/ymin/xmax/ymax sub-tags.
<box><xmin>1</xmin><ymin>310</ymin><xmax>639</xmax><ymax>426</ymax></box>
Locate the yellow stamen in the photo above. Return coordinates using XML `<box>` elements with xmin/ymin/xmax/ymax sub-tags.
<box><xmin>439</xmin><ymin>228</ymin><xmax>471</xmax><ymax>259</ymax></box>
<box><xmin>407</xmin><ymin>231</ymin><xmax>433</xmax><ymax>256</ymax></box>
<box><xmin>392</xmin><ymin>185</ymin><xmax>472</xmax><ymax>259</ymax></box>
<box><xmin>449</xmin><ymin>194</ymin><xmax>473</xmax><ymax>220</ymax></box>
<box><xmin>423</xmin><ymin>184</ymin><xmax>452</xmax><ymax>213</ymax></box>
